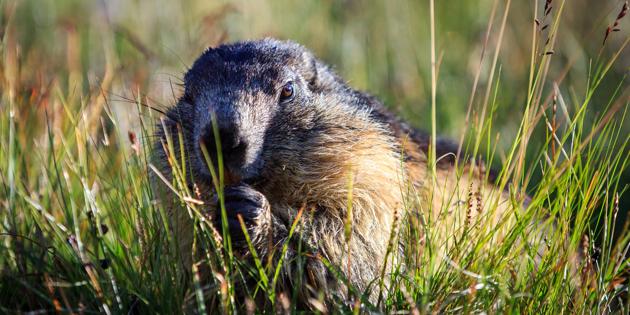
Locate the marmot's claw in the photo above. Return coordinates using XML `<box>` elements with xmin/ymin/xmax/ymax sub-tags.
<box><xmin>215</xmin><ymin>184</ymin><xmax>270</xmax><ymax>246</ymax></box>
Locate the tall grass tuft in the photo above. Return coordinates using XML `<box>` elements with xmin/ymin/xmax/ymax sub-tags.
<box><xmin>1</xmin><ymin>0</ymin><xmax>628</xmax><ymax>313</ymax></box>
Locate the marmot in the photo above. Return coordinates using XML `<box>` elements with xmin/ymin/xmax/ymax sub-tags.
<box><xmin>153</xmin><ymin>38</ymin><xmax>546</xmax><ymax>308</ymax></box>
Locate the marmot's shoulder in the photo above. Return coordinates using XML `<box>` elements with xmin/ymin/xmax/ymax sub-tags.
<box><xmin>344</xmin><ymin>88</ymin><xmax>460</xmax><ymax>167</ymax></box>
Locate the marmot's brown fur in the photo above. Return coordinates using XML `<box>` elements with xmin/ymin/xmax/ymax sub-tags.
<box><xmin>152</xmin><ymin>38</ymin><xmax>544</xmax><ymax>308</ymax></box>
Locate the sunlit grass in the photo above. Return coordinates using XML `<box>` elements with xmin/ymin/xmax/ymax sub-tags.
<box><xmin>1</xmin><ymin>0</ymin><xmax>629</xmax><ymax>313</ymax></box>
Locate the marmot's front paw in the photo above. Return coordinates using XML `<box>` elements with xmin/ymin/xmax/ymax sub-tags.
<box><xmin>214</xmin><ymin>184</ymin><xmax>271</xmax><ymax>247</ymax></box>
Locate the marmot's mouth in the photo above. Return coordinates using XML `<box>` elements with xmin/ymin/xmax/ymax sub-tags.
<box><xmin>222</xmin><ymin>169</ymin><xmax>242</xmax><ymax>187</ymax></box>
<box><xmin>196</xmin><ymin>158</ymin><xmax>242</xmax><ymax>187</ymax></box>
<box><xmin>197</xmin><ymin>154</ymin><xmax>264</xmax><ymax>188</ymax></box>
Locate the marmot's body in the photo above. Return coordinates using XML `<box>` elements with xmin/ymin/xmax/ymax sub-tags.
<box><xmin>153</xmin><ymin>39</ymin><xmax>531</xmax><ymax>307</ymax></box>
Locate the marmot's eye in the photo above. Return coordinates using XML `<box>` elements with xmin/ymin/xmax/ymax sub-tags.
<box><xmin>279</xmin><ymin>82</ymin><xmax>294</xmax><ymax>102</ymax></box>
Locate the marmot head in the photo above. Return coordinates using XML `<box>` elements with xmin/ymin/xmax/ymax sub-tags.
<box><xmin>175</xmin><ymin>38</ymin><xmax>401</xmax><ymax>208</ymax></box>
<box><xmin>181</xmin><ymin>39</ymin><xmax>336</xmax><ymax>183</ymax></box>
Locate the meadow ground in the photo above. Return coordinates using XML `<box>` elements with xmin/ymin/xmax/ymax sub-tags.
<box><xmin>1</xmin><ymin>0</ymin><xmax>629</xmax><ymax>313</ymax></box>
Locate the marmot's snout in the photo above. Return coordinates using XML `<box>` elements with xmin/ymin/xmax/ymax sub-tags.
<box><xmin>200</xmin><ymin>122</ymin><xmax>247</xmax><ymax>166</ymax></box>
<box><xmin>197</xmin><ymin>101</ymin><xmax>269</xmax><ymax>185</ymax></box>
<box><xmin>198</xmin><ymin>118</ymin><xmax>253</xmax><ymax>184</ymax></box>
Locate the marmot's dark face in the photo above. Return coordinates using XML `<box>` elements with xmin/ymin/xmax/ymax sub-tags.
<box><xmin>181</xmin><ymin>39</ymin><xmax>342</xmax><ymax>187</ymax></box>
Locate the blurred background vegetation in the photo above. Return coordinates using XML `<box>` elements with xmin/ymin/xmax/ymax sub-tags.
<box><xmin>1</xmin><ymin>0</ymin><xmax>628</xmax><ymax>231</ymax></box>
<box><xmin>1</xmin><ymin>1</ymin><xmax>629</xmax><ymax>312</ymax></box>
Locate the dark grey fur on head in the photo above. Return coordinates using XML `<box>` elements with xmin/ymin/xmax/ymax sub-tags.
<box><xmin>176</xmin><ymin>38</ymin><xmax>357</xmax><ymax>183</ymax></box>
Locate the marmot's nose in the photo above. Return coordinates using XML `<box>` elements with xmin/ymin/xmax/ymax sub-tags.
<box><xmin>200</xmin><ymin>126</ymin><xmax>248</xmax><ymax>169</ymax></box>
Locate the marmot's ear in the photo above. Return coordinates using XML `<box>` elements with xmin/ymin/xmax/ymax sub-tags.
<box><xmin>301</xmin><ymin>52</ymin><xmax>340</xmax><ymax>92</ymax></box>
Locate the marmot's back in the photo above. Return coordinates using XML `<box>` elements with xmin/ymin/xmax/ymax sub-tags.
<box><xmin>152</xmin><ymin>38</ymin><xmax>541</xmax><ymax>309</ymax></box>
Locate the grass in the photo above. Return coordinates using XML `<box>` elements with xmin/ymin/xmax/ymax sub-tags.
<box><xmin>1</xmin><ymin>0</ymin><xmax>629</xmax><ymax>313</ymax></box>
